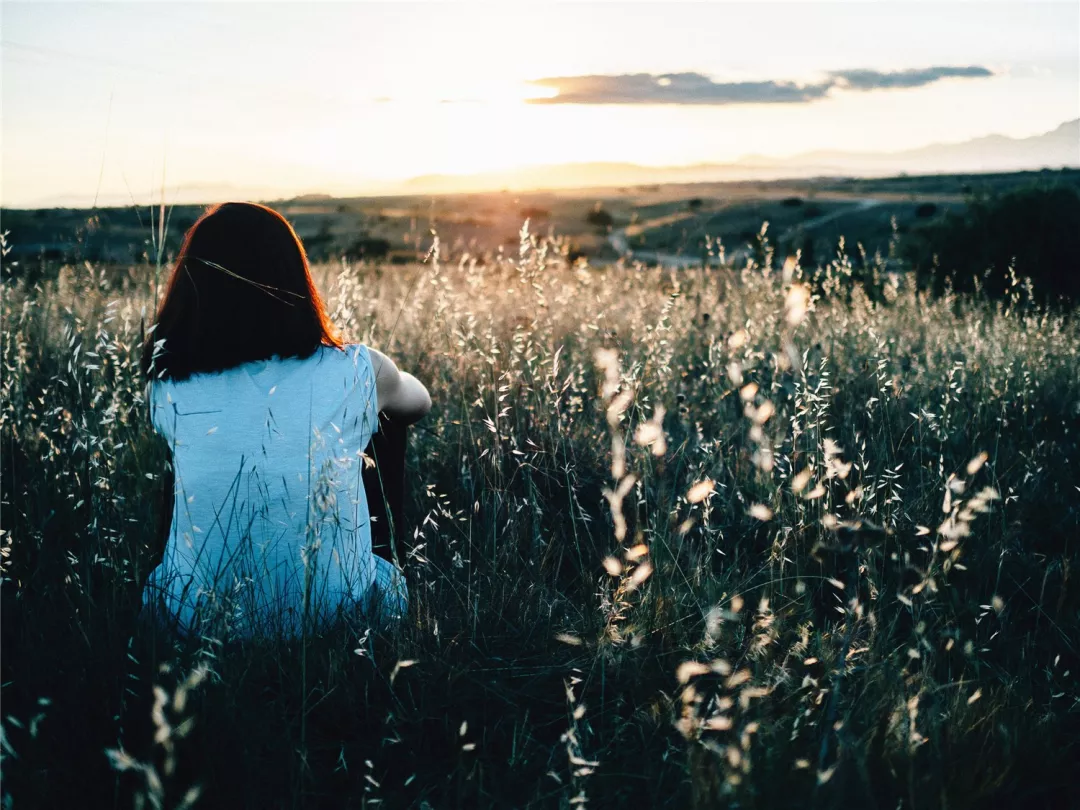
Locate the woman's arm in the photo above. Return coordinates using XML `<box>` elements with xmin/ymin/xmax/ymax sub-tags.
<box><xmin>363</xmin><ymin>414</ymin><xmax>409</xmax><ymax>566</ymax></box>
<box><xmin>368</xmin><ymin>347</ymin><xmax>432</xmax><ymax>425</ymax></box>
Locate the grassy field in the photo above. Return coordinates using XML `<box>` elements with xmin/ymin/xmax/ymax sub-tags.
<box><xmin>7</xmin><ymin>169</ymin><xmax>1077</xmax><ymax>271</ymax></box>
<box><xmin>2</xmin><ymin>223</ymin><xmax>1078</xmax><ymax>808</ymax></box>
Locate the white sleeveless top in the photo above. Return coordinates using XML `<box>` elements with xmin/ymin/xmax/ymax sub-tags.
<box><xmin>143</xmin><ymin>344</ymin><xmax>391</xmax><ymax>637</ymax></box>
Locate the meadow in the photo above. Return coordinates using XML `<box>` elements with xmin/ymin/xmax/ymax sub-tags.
<box><xmin>1</xmin><ymin>222</ymin><xmax>1078</xmax><ymax>809</ymax></box>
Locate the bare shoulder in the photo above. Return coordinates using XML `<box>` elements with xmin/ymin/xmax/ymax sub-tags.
<box><xmin>364</xmin><ymin>346</ymin><xmax>431</xmax><ymax>423</ymax></box>
<box><xmin>365</xmin><ymin>346</ymin><xmax>400</xmax><ymax>384</ymax></box>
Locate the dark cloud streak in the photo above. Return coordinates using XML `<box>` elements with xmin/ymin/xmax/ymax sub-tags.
<box><xmin>830</xmin><ymin>66</ymin><xmax>992</xmax><ymax>89</ymax></box>
<box><xmin>528</xmin><ymin>66</ymin><xmax>993</xmax><ymax>106</ymax></box>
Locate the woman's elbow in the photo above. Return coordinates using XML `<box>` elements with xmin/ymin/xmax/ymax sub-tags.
<box><xmin>396</xmin><ymin>373</ymin><xmax>432</xmax><ymax>425</ymax></box>
<box><xmin>413</xmin><ymin>381</ymin><xmax>433</xmax><ymax>422</ymax></box>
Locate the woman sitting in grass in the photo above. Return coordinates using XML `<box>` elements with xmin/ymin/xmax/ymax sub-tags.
<box><xmin>140</xmin><ymin>202</ymin><xmax>431</xmax><ymax>639</ymax></box>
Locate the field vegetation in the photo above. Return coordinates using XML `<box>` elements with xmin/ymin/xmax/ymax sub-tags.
<box><xmin>1</xmin><ymin>219</ymin><xmax>1078</xmax><ymax>808</ymax></box>
<box><xmin>7</xmin><ymin>169</ymin><xmax>1077</xmax><ymax>274</ymax></box>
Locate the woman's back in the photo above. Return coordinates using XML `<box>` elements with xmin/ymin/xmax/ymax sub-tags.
<box><xmin>145</xmin><ymin>344</ymin><xmax>386</xmax><ymax>637</ymax></box>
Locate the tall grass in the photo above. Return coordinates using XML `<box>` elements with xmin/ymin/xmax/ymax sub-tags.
<box><xmin>2</xmin><ymin>224</ymin><xmax>1078</xmax><ymax>808</ymax></box>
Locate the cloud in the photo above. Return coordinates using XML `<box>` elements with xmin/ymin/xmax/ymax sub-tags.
<box><xmin>528</xmin><ymin>66</ymin><xmax>992</xmax><ymax>106</ymax></box>
<box><xmin>528</xmin><ymin>73</ymin><xmax>831</xmax><ymax>105</ymax></box>
<box><xmin>830</xmin><ymin>65</ymin><xmax>993</xmax><ymax>90</ymax></box>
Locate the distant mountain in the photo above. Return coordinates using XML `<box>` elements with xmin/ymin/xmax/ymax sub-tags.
<box><xmin>397</xmin><ymin>119</ymin><xmax>1080</xmax><ymax>194</ymax></box>
<box><xmin>14</xmin><ymin>120</ymin><xmax>1076</xmax><ymax>208</ymax></box>
<box><xmin>744</xmin><ymin>119</ymin><xmax>1080</xmax><ymax>174</ymax></box>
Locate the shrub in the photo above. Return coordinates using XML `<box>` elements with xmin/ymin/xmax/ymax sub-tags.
<box><xmin>902</xmin><ymin>184</ymin><xmax>1080</xmax><ymax>303</ymax></box>
<box><xmin>345</xmin><ymin>235</ymin><xmax>392</xmax><ymax>260</ymax></box>
<box><xmin>586</xmin><ymin>206</ymin><xmax>615</xmax><ymax>231</ymax></box>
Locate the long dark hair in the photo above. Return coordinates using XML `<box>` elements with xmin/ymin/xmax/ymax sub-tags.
<box><xmin>142</xmin><ymin>202</ymin><xmax>342</xmax><ymax>380</ymax></box>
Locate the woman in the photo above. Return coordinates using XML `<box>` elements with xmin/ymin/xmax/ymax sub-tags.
<box><xmin>141</xmin><ymin>202</ymin><xmax>431</xmax><ymax>639</ymax></box>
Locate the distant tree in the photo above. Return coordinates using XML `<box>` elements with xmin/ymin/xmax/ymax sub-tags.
<box><xmin>566</xmin><ymin>246</ymin><xmax>588</xmax><ymax>264</ymax></box>
<box><xmin>687</xmin><ymin>198</ymin><xmax>703</xmax><ymax>211</ymax></box>
<box><xmin>304</xmin><ymin>219</ymin><xmax>335</xmax><ymax>259</ymax></box>
<box><xmin>173</xmin><ymin>215</ymin><xmax>197</xmax><ymax>234</ymax></box>
<box><xmin>914</xmin><ymin>202</ymin><xmax>938</xmax><ymax>219</ymax></box>
<box><xmin>586</xmin><ymin>206</ymin><xmax>615</xmax><ymax>231</ymax></box>
<box><xmin>345</xmin><ymin>235</ymin><xmax>391</xmax><ymax>260</ymax></box>
<box><xmin>901</xmin><ymin>183</ymin><xmax>1080</xmax><ymax>304</ymax></box>
<box><xmin>781</xmin><ymin>197</ymin><xmax>803</xmax><ymax>208</ymax></box>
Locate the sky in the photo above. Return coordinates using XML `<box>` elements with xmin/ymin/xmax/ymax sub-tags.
<box><xmin>2</xmin><ymin>0</ymin><xmax>1078</xmax><ymax>207</ymax></box>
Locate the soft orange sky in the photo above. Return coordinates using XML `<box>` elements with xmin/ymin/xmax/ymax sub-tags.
<box><xmin>2</xmin><ymin>1</ymin><xmax>1078</xmax><ymax>207</ymax></box>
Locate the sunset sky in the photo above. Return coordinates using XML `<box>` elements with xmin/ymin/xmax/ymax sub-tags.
<box><xmin>2</xmin><ymin>1</ymin><xmax>1078</xmax><ymax>207</ymax></box>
